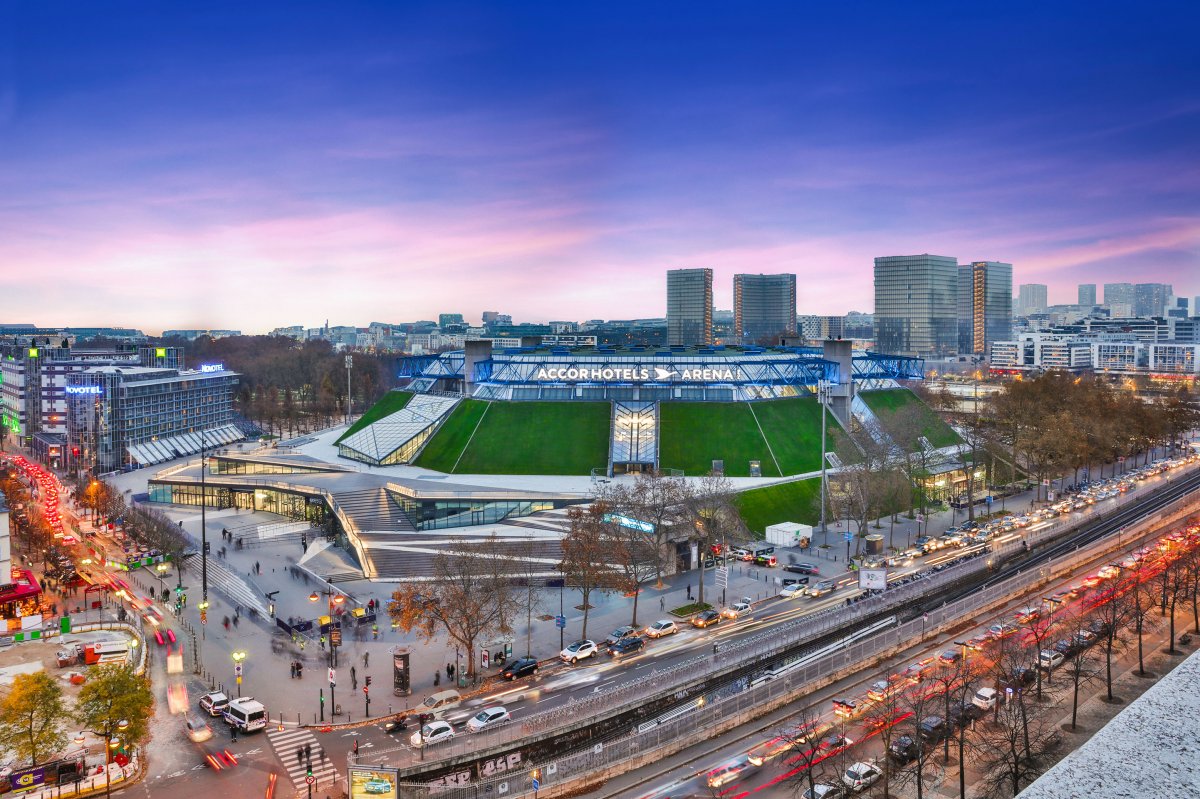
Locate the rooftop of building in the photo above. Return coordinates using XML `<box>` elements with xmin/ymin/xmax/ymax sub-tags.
<box><xmin>480</xmin><ymin>344</ymin><xmax>826</xmax><ymax>359</ymax></box>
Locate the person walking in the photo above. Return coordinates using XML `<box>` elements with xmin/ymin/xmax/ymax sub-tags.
<box><xmin>686</xmin><ymin>583</ymin><xmax>692</xmax><ymax>601</ymax></box>
<box><xmin>434</xmin><ymin>671</ymin><xmax>441</xmax><ymax>687</ymax></box>
<box><xmin>296</xmin><ymin>746</ymin><xmax>303</xmax><ymax>767</ymax></box>
<box><xmin>660</xmin><ymin>596</ymin><xmax>665</xmax><ymax>612</ymax></box>
<box><xmin>363</xmin><ymin>651</ymin><xmax>369</xmax><ymax>668</ymax></box>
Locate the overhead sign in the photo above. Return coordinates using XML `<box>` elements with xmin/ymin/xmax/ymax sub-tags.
<box><xmin>348</xmin><ymin>766</ymin><xmax>399</xmax><ymax>799</ymax></box>
<box><xmin>65</xmin><ymin>385</ymin><xmax>102</xmax><ymax>395</ymax></box>
<box><xmin>859</xmin><ymin>568</ymin><xmax>888</xmax><ymax>591</ymax></box>
<box><xmin>533</xmin><ymin>365</ymin><xmax>737</xmax><ymax>382</ymax></box>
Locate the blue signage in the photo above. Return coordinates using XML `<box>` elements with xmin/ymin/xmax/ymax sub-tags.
<box><xmin>603</xmin><ymin>513</ymin><xmax>655</xmax><ymax>534</ymax></box>
<box><xmin>554</xmin><ymin>615</ymin><xmax>566</xmax><ymax>629</ymax></box>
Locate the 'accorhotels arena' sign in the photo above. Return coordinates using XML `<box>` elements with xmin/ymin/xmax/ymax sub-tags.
<box><xmin>65</xmin><ymin>385</ymin><xmax>103</xmax><ymax>395</ymax></box>
<box><xmin>533</xmin><ymin>365</ymin><xmax>737</xmax><ymax>382</ymax></box>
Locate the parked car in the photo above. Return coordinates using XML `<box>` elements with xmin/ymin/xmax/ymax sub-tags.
<box><xmin>753</xmin><ymin>554</ymin><xmax>777</xmax><ymax>567</ymax></box>
<box><xmin>199</xmin><ymin>691</ymin><xmax>230</xmax><ymax>717</ymax></box>
<box><xmin>500</xmin><ymin>657</ymin><xmax>539</xmax><ymax>681</ymax></box>
<box><xmin>410</xmin><ymin>720</ymin><xmax>454</xmax><ymax>747</ymax></box>
<box><xmin>560</xmin><ymin>640</ymin><xmax>599</xmax><ymax>663</ymax></box>
<box><xmin>918</xmin><ymin>716</ymin><xmax>949</xmax><ymax>744</ymax></box>
<box><xmin>643</xmin><ymin>619</ymin><xmax>678</xmax><ymax>639</ymax></box>
<box><xmin>721</xmin><ymin>602</ymin><xmax>752</xmax><ymax>619</ymax></box>
<box><xmin>1038</xmin><ymin>650</ymin><xmax>1065</xmax><ymax>671</ymax></box>
<box><xmin>842</xmin><ymin>762</ymin><xmax>882</xmax><ymax>793</ymax></box>
<box><xmin>784</xmin><ymin>563</ymin><xmax>820</xmax><ymax>575</ymax></box>
<box><xmin>802</xmin><ymin>785</ymin><xmax>846</xmax><ymax>799</ymax></box>
<box><xmin>466</xmin><ymin>706</ymin><xmax>510</xmax><ymax>733</ymax></box>
<box><xmin>607</xmin><ymin>636</ymin><xmax>646</xmax><ymax>658</ymax></box>
<box><xmin>691</xmin><ymin>610</ymin><xmax>721</xmax><ymax>628</ymax></box>
<box><xmin>605</xmin><ymin>626</ymin><xmax>639</xmax><ymax>645</ymax></box>
<box><xmin>888</xmin><ymin>735</ymin><xmax>920</xmax><ymax>764</ymax></box>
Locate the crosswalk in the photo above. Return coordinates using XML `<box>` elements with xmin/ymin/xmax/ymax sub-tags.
<box><xmin>265</xmin><ymin>726</ymin><xmax>340</xmax><ymax>790</ymax></box>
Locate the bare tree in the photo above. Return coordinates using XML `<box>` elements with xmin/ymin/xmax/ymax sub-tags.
<box><xmin>625</xmin><ymin>471</ymin><xmax>688</xmax><ymax>588</ymax></box>
<box><xmin>684</xmin><ymin>473</ymin><xmax>748</xmax><ymax>607</ymax></box>
<box><xmin>559</xmin><ymin>503</ymin><xmax>622</xmax><ymax>639</ymax></box>
<box><xmin>1059</xmin><ymin>607</ymin><xmax>1104</xmax><ymax>731</ymax></box>
<box><xmin>388</xmin><ymin>536</ymin><xmax>520</xmax><ymax>678</ymax></box>
<box><xmin>777</xmin><ymin>703</ymin><xmax>833</xmax><ymax>799</ymax></box>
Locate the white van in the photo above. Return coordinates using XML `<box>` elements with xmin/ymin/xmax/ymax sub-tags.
<box><xmin>972</xmin><ymin>687</ymin><xmax>998</xmax><ymax>711</ymax></box>
<box><xmin>223</xmin><ymin>697</ymin><xmax>267</xmax><ymax>732</ymax></box>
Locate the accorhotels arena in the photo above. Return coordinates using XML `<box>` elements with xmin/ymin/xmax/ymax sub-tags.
<box><xmin>400</xmin><ymin>339</ymin><xmax>923</xmax><ymax>402</ymax></box>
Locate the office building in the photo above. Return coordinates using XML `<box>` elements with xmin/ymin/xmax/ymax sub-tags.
<box><xmin>161</xmin><ymin>329</ymin><xmax>241</xmax><ymax>341</ymax></box>
<box><xmin>1104</xmin><ymin>282</ymin><xmax>1135</xmax><ymax>311</ymax></box>
<box><xmin>1134</xmin><ymin>283</ymin><xmax>1173</xmax><ymax>318</ymax></box>
<box><xmin>874</xmin><ymin>254</ymin><xmax>958</xmax><ymax>357</ymax></box>
<box><xmin>666</xmin><ymin>268</ymin><xmax>714</xmax><ymax>346</ymax></box>
<box><xmin>957</xmin><ymin>261</ymin><xmax>1013</xmax><ymax>357</ymax></box>
<box><xmin>1017</xmin><ymin>284</ymin><xmax>1048</xmax><ymax>315</ymax></box>
<box><xmin>66</xmin><ymin>362</ymin><xmax>242</xmax><ymax>473</ymax></box>
<box><xmin>1078</xmin><ymin>284</ymin><xmax>1097</xmax><ymax>307</ymax></box>
<box><xmin>733</xmin><ymin>273</ymin><xmax>797</xmax><ymax>344</ymax></box>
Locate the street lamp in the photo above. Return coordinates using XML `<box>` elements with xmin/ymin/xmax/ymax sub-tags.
<box><xmin>232</xmin><ymin>650</ymin><xmax>247</xmax><ymax>691</ymax></box>
<box><xmin>818</xmin><ymin>379</ymin><xmax>832</xmax><ymax>536</ymax></box>
<box><xmin>154</xmin><ymin>563</ymin><xmax>168</xmax><ymax>601</ymax></box>
<box><xmin>310</xmin><ymin>587</ymin><xmax>346</xmax><ymax>718</ymax></box>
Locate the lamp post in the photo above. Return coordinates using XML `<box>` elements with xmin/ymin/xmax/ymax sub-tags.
<box><xmin>344</xmin><ymin>355</ymin><xmax>353</xmax><ymax>425</ymax></box>
<box><xmin>87</xmin><ymin>718</ymin><xmax>129</xmax><ymax>799</ymax></box>
<box><xmin>232</xmin><ymin>650</ymin><xmax>246</xmax><ymax>691</ymax></box>
<box><xmin>199</xmin><ymin>427</ymin><xmax>209</xmax><ymax>604</ymax></box>
<box><xmin>155</xmin><ymin>562</ymin><xmax>168</xmax><ymax>602</ymax></box>
<box><xmin>310</xmin><ymin>587</ymin><xmax>345</xmax><ymax>717</ymax></box>
<box><xmin>818</xmin><ymin>379</ymin><xmax>831</xmax><ymax>537</ymax></box>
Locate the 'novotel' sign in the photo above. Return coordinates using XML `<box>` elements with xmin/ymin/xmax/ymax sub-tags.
<box><xmin>199</xmin><ymin>363</ymin><xmax>224</xmax><ymax>373</ymax></box>
<box><xmin>533</xmin><ymin>365</ymin><xmax>737</xmax><ymax>382</ymax></box>
<box><xmin>65</xmin><ymin>385</ymin><xmax>103</xmax><ymax>395</ymax></box>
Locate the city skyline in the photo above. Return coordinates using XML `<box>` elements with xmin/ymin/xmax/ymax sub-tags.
<box><xmin>1</xmin><ymin>2</ymin><xmax>1197</xmax><ymax>332</ymax></box>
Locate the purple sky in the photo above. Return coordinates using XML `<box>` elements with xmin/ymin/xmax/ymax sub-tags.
<box><xmin>1</xmin><ymin>2</ymin><xmax>1197</xmax><ymax>333</ymax></box>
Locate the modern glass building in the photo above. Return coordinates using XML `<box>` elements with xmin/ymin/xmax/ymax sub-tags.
<box><xmin>666</xmin><ymin>268</ymin><xmax>713</xmax><ymax>346</ymax></box>
<box><xmin>1078</xmin><ymin>284</ymin><xmax>1097</xmax><ymax>307</ymax></box>
<box><xmin>733</xmin><ymin>273</ymin><xmax>797</xmax><ymax>344</ymax></box>
<box><xmin>66</xmin><ymin>363</ymin><xmax>241</xmax><ymax>473</ymax></box>
<box><xmin>957</xmin><ymin>261</ymin><xmax>1012</xmax><ymax>357</ymax></box>
<box><xmin>1016</xmin><ymin>284</ymin><xmax>1048</xmax><ymax>315</ymax></box>
<box><xmin>874</xmin><ymin>254</ymin><xmax>959</xmax><ymax>357</ymax></box>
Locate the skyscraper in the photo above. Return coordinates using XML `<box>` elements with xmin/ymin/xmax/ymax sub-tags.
<box><xmin>733</xmin><ymin>273</ymin><xmax>797</xmax><ymax>344</ymax></box>
<box><xmin>1078</xmin><ymin>284</ymin><xmax>1097</xmax><ymax>306</ymax></box>
<box><xmin>666</xmin><ymin>268</ymin><xmax>713</xmax><ymax>346</ymax></box>
<box><xmin>1017</xmin><ymin>284</ymin><xmax>1048</xmax><ymax>315</ymax></box>
<box><xmin>1104</xmin><ymin>283</ymin><xmax>1135</xmax><ymax>312</ymax></box>
<box><xmin>957</xmin><ymin>261</ymin><xmax>1013</xmax><ymax>356</ymax></box>
<box><xmin>1134</xmin><ymin>283</ymin><xmax>1173</xmax><ymax>317</ymax></box>
<box><xmin>874</xmin><ymin>254</ymin><xmax>958</xmax><ymax>357</ymax></box>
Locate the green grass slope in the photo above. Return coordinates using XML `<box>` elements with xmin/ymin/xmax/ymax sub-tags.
<box><xmin>859</xmin><ymin>388</ymin><xmax>960</xmax><ymax>448</ymax></box>
<box><xmin>336</xmin><ymin>390</ymin><xmax>413</xmax><ymax>443</ymax></box>
<box><xmin>735</xmin><ymin>478</ymin><xmax>821</xmax><ymax>534</ymax></box>
<box><xmin>750</xmin><ymin>397</ymin><xmax>830</xmax><ymax>475</ymax></box>
<box><xmin>421</xmin><ymin>401</ymin><xmax>610</xmax><ymax>475</ymax></box>
<box><xmin>411</xmin><ymin>399</ymin><xmax>490</xmax><ymax>472</ymax></box>
<box><xmin>657</xmin><ymin>402</ymin><xmax>780</xmax><ymax>477</ymax></box>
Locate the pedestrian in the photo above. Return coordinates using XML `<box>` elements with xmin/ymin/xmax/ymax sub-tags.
<box><xmin>445</xmin><ymin>663</ymin><xmax>452</xmax><ymax>679</ymax></box>
<box><xmin>434</xmin><ymin>671</ymin><xmax>441</xmax><ymax>687</ymax></box>
<box><xmin>687</xmin><ymin>583</ymin><xmax>692</xmax><ymax>601</ymax></box>
<box><xmin>363</xmin><ymin>651</ymin><xmax>369</xmax><ymax>668</ymax></box>
<box><xmin>255</xmin><ymin>561</ymin><xmax>260</xmax><ymax>574</ymax></box>
<box><xmin>296</xmin><ymin>746</ymin><xmax>303</xmax><ymax>766</ymax></box>
<box><xmin>351</xmin><ymin>665</ymin><xmax>356</xmax><ymax>683</ymax></box>
<box><xmin>232</xmin><ymin>615</ymin><xmax>239</xmax><ymax>628</ymax></box>
<box><xmin>290</xmin><ymin>662</ymin><xmax>295</xmax><ymax>679</ymax></box>
<box><xmin>304</xmin><ymin>743</ymin><xmax>311</xmax><ymax>763</ymax></box>
<box><xmin>660</xmin><ymin>596</ymin><xmax>665</xmax><ymax>612</ymax></box>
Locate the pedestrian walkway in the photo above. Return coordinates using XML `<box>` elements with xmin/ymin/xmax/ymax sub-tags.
<box><xmin>265</xmin><ymin>725</ymin><xmax>340</xmax><ymax>791</ymax></box>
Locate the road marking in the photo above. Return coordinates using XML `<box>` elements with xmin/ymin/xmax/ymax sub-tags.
<box><xmin>264</xmin><ymin>727</ymin><xmax>341</xmax><ymax>789</ymax></box>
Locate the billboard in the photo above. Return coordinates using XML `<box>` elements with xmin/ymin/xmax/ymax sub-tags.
<box><xmin>349</xmin><ymin>766</ymin><xmax>399</xmax><ymax>799</ymax></box>
<box><xmin>858</xmin><ymin>568</ymin><xmax>888</xmax><ymax>591</ymax></box>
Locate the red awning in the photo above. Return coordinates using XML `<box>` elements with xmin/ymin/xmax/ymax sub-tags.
<box><xmin>0</xmin><ymin>570</ymin><xmax>43</xmax><ymax>604</ymax></box>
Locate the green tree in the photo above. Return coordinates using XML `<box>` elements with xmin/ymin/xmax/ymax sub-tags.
<box><xmin>0</xmin><ymin>672</ymin><xmax>69</xmax><ymax>765</ymax></box>
<box><xmin>75</xmin><ymin>664</ymin><xmax>154</xmax><ymax>798</ymax></box>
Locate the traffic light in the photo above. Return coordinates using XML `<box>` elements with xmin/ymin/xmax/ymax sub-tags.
<box><xmin>365</xmin><ymin>676</ymin><xmax>372</xmax><ymax>687</ymax></box>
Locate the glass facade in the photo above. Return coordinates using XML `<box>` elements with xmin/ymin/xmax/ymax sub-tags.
<box><xmin>734</xmin><ymin>273</ymin><xmax>797</xmax><ymax>344</ymax></box>
<box><xmin>148</xmin><ymin>481</ymin><xmax>328</xmax><ymax>524</ymax></box>
<box><xmin>667</xmin><ymin>268</ymin><xmax>713</xmax><ymax>346</ymax></box>
<box><xmin>1016</xmin><ymin>284</ymin><xmax>1047</xmax><ymax>315</ymax></box>
<box><xmin>392</xmin><ymin>494</ymin><xmax>574</xmax><ymax>530</ymax></box>
<box><xmin>957</xmin><ymin>262</ymin><xmax>1012</xmax><ymax>356</ymax></box>
<box><xmin>874</xmin><ymin>255</ymin><xmax>959</xmax><ymax>357</ymax></box>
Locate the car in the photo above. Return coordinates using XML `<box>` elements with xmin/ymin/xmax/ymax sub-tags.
<box><xmin>734</xmin><ymin>549</ymin><xmax>754</xmax><ymax>561</ymax></box>
<box><xmin>819</xmin><ymin>732</ymin><xmax>851</xmax><ymax>752</ymax></box>
<box><xmin>1001</xmin><ymin>666</ymin><xmax>1037</xmax><ymax>691</ymax></box>
<box><xmin>1014</xmin><ymin>607</ymin><xmax>1040</xmax><ymax>624</ymax></box>
<box><xmin>1073</xmin><ymin>629</ymin><xmax>1098</xmax><ymax>648</ymax></box>
<box><xmin>363</xmin><ymin>778</ymin><xmax>394</xmax><ymax>795</ymax></box>
<box><xmin>867</xmin><ymin>677</ymin><xmax>899</xmax><ymax>702</ymax></box>
<box><xmin>607</xmin><ymin>636</ymin><xmax>646</xmax><ymax>657</ymax></box>
<box><xmin>500</xmin><ymin>657</ymin><xmax>539</xmax><ymax>680</ymax></box>
<box><xmin>888</xmin><ymin>734</ymin><xmax>920</xmax><ymax>764</ymax></box>
<box><xmin>691</xmin><ymin>610</ymin><xmax>721</xmax><ymax>628</ymax></box>
<box><xmin>780</xmin><ymin>583</ymin><xmax>806</xmax><ymax>599</ymax></box>
<box><xmin>154</xmin><ymin>629</ymin><xmax>165</xmax><ymax>646</ymax></box>
<box><xmin>184</xmin><ymin>712</ymin><xmax>213</xmax><ymax>743</ymax></box>
<box><xmin>706</xmin><ymin>758</ymin><xmax>750</xmax><ymax>788</ymax></box>
<box><xmin>721</xmin><ymin>602</ymin><xmax>752</xmax><ymax>619</ymax></box>
<box><xmin>785</xmin><ymin>562</ymin><xmax>820</xmax><ymax>575</ymax></box>
<box><xmin>466</xmin><ymin>706</ymin><xmax>511</xmax><ymax>733</ymax></box>
<box><xmin>605</xmin><ymin>626</ymin><xmax>639</xmax><ymax>645</ymax></box>
<box><xmin>937</xmin><ymin>649</ymin><xmax>962</xmax><ymax>666</ymax></box>
<box><xmin>1052</xmin><ymin>638</ymin><xmax>1079</xmax><ymax>657</ymax></box>
<box><xmin>1038</xmin><ymin>650</ymin><xmax>1065</xmax><ymax>671</ymax></box>
<box><xmin>965</xmin><ymin>635</ymin><xmax>990</xmax><ymax>651</ymax></box>
<box><xmin>842</xmin><ymin>761</ymin><xmax>882</xmax><ymax>793</ymax></box>
<box><xmin>753</xmin><ymin>554</ymin><xmax>777</xmax><ymax>567</ymax></box>
<box><xmin>969</xmin><ymin>686</ymin><xmax>998</xmax><ymax>710</ymax></box>
<box><xmin>420</xmin><ymin>689</ymin><xmax>462</xmax><ymax>717</ymax></box>
<box><xmin>644</xmin><ymin>619</ymin><xmax>678</xmax><ymax>638</ymax></box>
<box><xmin>806</xmin><ymin>580</ymin><xmax>838</xmax><ymax>598</ymax></box>
<box><xmin>560</xmin><ymin>640</ymin><xmax>599</xmax><ymax>663</ymax></box>
<box><xmin>411</xmin><ymin>720</ymin><xmax>454</xmax><ymax>747</ymax></box>
<box><xmin>802</xmin><ymin>785</ymin><xmax>846</xmax><ymax>799</ymax></box>
<box><xmin>747</xmin><ymin>720</ymin><xmax>832</xmax><ymax>766</ymax></box>
<box><xmin>949</xmin><ymin>697</ymin><xmax>983</xmax><ymax>726</ymax></box>
<box><xmin>1081</xmin><ymin>574</ymin><xmax>1105</xmax><ymax>588</ymax></box>
<box><xmin>903</xmin><ymin>658</ymin><xmax>934</xmax><ymax>683</ymax></box>
<box><xmin>988</xmin><ymin>622</ymin><xmax>1018</xmax><ymax>639</ymax></box>
<box><xmin>918</xmin><ymin>716</ymin><xmax>949</xmax><ymax>744</ymax></box>
<box><xmin>1097</xmin><ymin>565</ymin><xmax>1121</xmax><ymax>580</ymax></box>
<box><xmin>199</xmin><ymin>691</ymin><xmax>230</xmax><ymax>717</ymax></box>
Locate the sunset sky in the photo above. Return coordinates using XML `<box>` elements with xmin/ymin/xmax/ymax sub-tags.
<box><xmin>1</xmin><ymin>1</ymin><xmax>1197</xmax><ymax>332</ymax></box>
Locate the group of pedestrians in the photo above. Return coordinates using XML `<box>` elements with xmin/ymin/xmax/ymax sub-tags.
<box><xmin>289</xmin><ymin>660</ymin><xmax>305</xmax><ymax>678</ymax></box>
